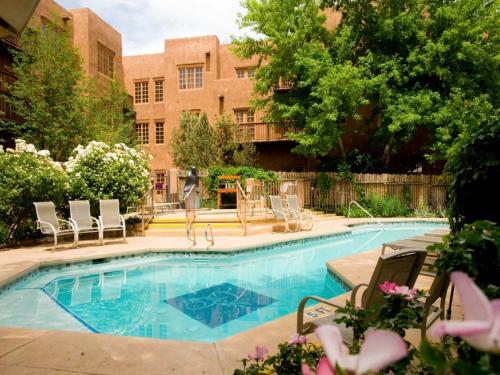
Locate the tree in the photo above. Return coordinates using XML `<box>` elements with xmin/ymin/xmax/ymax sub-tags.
<box><xmin>169</xmin><ymin>112</ymin><xmax>217</xmax><ymax>169</ymax></box>
<box><xmin>214</xmin><ymin>115</ymin><xmax>256</xmax><ymax>167</ymax></box>
<box><xmin>1</xmin><ymin>24</ymin><xmax>137</xmax><ymax>160</ymax></box>
<box><xmin>3</xmin><ymin>24</ymin><xmax>87</xmax><ymax>160</ymax></box>
<box><xmin>233</xmin><ymin>0</ymin><xmax>499</xmax><ymax>169</ymax></box>
<box><xmin>85</xmin><ymin>78</ymin><xmax>136</xmax><ymax>146</ymax></box>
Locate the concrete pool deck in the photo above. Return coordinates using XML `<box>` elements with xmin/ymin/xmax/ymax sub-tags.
<box><xmin>0</xmin><ymin>217</ymin><xmax>453</xmax><ymax>374</ymax></box>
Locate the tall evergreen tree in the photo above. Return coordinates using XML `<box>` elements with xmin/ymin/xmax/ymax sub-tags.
<box><xmin>3</xmin><ymin>24</ymin><xmax>87</xmax><ymax>160</ymax></box>
<box><xmin>169</xmin><ymin>112</ymin><xmax>217</xmax><ymax>169</ymax></box>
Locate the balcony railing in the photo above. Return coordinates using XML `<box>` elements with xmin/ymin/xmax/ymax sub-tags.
<box><xmin>238</xmin><ymin>121</ymin><xmax>299</xmax><ymax>142</ymax></box>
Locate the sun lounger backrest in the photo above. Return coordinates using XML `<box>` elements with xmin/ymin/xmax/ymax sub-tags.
<box><xmin>33</xmin><ymin>201</ymin><xmax>59</xmax><ymax>234</ymax></box>
<box><xmin>426</xmin><ymin>271</ymin><xmax>450</xmax><ymax>307</ymax></box>
<box><xmin>269</xmin><ymin>195</ymin><xmax>287</xmax><ymax>220</ymax></box>
<box><xmin>69</xmin><ymin>200</ymin><xmax>93</xmax><ymax>230</ymax></box>
<box><xmin>99</xmin><ymin>199</ymin><xmax>121</xmax><ymax>228</ymax></box>
<box><xmin>286</xmin><ymin>195</ymin><xmax>300</xmax><ymax>212</ymax></box>
<box><xmin>361</xmin><ymin>249</ymin><xmax>427</xmax><ymax>309</ymax></box>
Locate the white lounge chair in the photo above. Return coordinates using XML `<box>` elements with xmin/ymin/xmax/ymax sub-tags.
<box><xmin>69</xmin><ymin>200</ymin><xmax>103</xmax><ymax>245</ymax></box>
<box><xmin>99</xmin><ymin>199</ymin><xmax>126</xmax><ymax>243</ymax></box>
<box><xmin>33</xmin><ymin>201</ymin><xmax>77</xmax><ymax>250</ymax></box>
<box><xmin>269</xmin><ymin>195</ymin><xmax>300</xmax><ymax>232</ymax></box>
<box><xmin>286</xmin><ymin>194</ymin><xmax>314</xmax><ymax>230</ymax></box>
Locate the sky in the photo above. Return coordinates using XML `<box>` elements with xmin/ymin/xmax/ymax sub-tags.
<box><xmin>57</xmin><ymin>0</ymin><xmax>248</xmax><ymax>56</ymax></box>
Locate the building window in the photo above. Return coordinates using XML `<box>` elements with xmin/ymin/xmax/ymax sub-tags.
<box><xmin>134</xmin><ymin>81</ymin><xmax>148</xmax><ymax>103</ymax></box>
<box><xmin>97</xmin><ymin>42</ymin><xmax>114</xmax><ymax>78</ymax></box>
<box><xmin>155</xmin><ymin>121</ymin><xmax>164</xmax><ymax>144</ymax></box>
<box><xmin>234</xmin><ymin>110</ymin><xmax>244</xmax><ymax>124</ymax></box>
<box><xmin>247</xmin><ymin>111</ymin><xmax>255</xmax><ymax>123</ymax></box>
<box><xmin>154</xmin><ymin>79</ymin><xmax>164</xmax><ymax>102</ymax></box>
<box><xmin>248</xmin><ymin>68</ymin><xmax>255</xmax><ymax>78</ymax></box>
<box><xmin>236</xmin><ymin>69</ymin><xmax>245</xmax><ymax>78</ymax></box>
<box><xmin>179</xmin><ymin>66</ymin><xmax>203</xmax><ymax>89</ymax></box>
<box><xmin>136</xmin><ymin>122</ymin><xmax>149</xmax><ymax>145</ymax></box>
<box><xmin>155</xmin><ymin>173</ymin><xmax>165</xmax><ymax>194</ymax></box>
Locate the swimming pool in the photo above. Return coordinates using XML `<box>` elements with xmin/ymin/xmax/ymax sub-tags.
<box><xmin>0</xmin><ymin>222</ymin><xmax>446</xmax><ymax>342</ymax></box>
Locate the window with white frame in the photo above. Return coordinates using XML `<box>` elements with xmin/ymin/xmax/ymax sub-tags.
<box><xmin>247</xmin><ymin>111</ymin><xmax>255</xmax><ymax>123</ymax></box>
<box><xmin>135</xmin><ymin>122</ymin><xmax>149</xmax><ymax>144</ymax></box>
<box><xmin>155</xmin><ymin>121</ymin><xmax>164</xmax><ymax>144</ymax></box>
<box><xmin>179</xmin><ymin>66</ymin><xmax>203</xmax><ymax>89</ymax></box>
<box><xmin>234</xmin><ymin>110</ymin><xmax>244</xmax><ymax>124</ymax></box>
<box><xmin>248</xmin><ymin>68</ymin><xmax>255</xmax><ymax>78</ymax></box>
<box><xmin>154</xmin><ymin>79</ymin><xmax>164</xmax><ymax>102</ymax></box>
<box><xmin>236</xmin><ymin>68</ymin><xmax>245</xmax><ymax>78</ymax></box>
<box><xmin>97</xmin><ymin>42</ymin><xmax>114</xmax><ymax>78</ymax></box>
<box><xmin>134</xmin><ymin>81</ymin><xmax>148</xmax><ymax>103</ymax></box>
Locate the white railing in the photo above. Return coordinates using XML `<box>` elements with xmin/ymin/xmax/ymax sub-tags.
<box><xmin>184</xmin><ymin>185</ymin><xmax>197</xmax><ymax>245</ymax></box>
<box><xmin>205</xmin><ymin>224</ymin><xmax>215</xmax><ymax>246</ymax></box>
<box><xmin>236</xmin><ymin>181</ymin><xmax>248</xmax><ymax>236</ymax></box>
<box><xmin>347</xmin><ymin>200</ymin><xmax>385</xmax><ymax>230</ymax></box>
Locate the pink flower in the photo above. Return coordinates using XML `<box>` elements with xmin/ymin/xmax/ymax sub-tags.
<box><xmin>429</xmin><ymin>271</ymin><xmax>500</xmax><ymax>353</ymax></box>
<box><xmin>378</xmin><ymin>281</ymin><xmax>417</xmax><ymax>301</ymax></box>
<box><xmin>302</xmin><ymin>326</ymin><xmax>407</xmax><ymax>375</ymax></box>
<box><xmin>302</xmin><ymin>357</ymin><xmax>334</xmax><ymax>375</ymax></box>
<box><xmin>378</xmin><ymin>281</ymin><xmax>397</xmax><ymax>294</ymax></box>
<box><xmin>289</xmin><ymin>333</ymin><xmax>308</xmax><ymax>345</ymax></box>
<box><xmin>248</xmin><ymin>345</ymin><xmax>268</xmax><ymax>361</ymax></box>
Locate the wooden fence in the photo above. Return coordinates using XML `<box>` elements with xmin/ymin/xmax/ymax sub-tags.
<box><xmin>176</xmin><ymin>172</ymin><xmax>448</xmax><ymax>211</ymax></box>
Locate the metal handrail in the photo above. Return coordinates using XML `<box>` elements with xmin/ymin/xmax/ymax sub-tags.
<box><xmin>184</xmin><ymin>185</ymin><xmax>197</xmax><ymax>245</ymax></box>
<box><xmin>140</xmin><ymin>186</ymin><xmax>155</xmax><ymax>236</ymax></box>
<box><xmin>347</xmin><ymin>200</ymin><xmax>385</xmax><ymax>230</ymax></box>
<box><xmin>236</xmin><ymin>181</ymin><xmax>248</xmax><ymax>236</ymax></box>
<box><xmin>205</xmin><ymin>224</ymin><xmax>214</xmax><ymax>246</ymax></box>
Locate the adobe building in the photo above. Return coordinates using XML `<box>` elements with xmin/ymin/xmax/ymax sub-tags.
<box><xmin>122</xmin><ymin>35</ymin><xmax>316</xmax><ymax>180</ymax></box>
<box><xmin>0</xmin><ymin>0</ymin><xmax>124</xmax><ymax>139</ymax></box>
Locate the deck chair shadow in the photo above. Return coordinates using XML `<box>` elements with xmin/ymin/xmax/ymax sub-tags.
<box><xmin>296</xmin><ymin>249</ymin><xmax>427</xmax><ymax>343</ymax></box>
<box><xmin>269</xmin><ymin>195</ymin><xmax>300</xmax><ymax>232</ymax></box>
<box><xmin>99</xmin><ymin>199</ymin><xmax>126</xmax><ymax>243</ymax></box>
<box><xmin>286</xmin><ymin>195</ymin><xmax>314</xmax><ymax>231</ymax></box>
<box><xmin>33</xmin><ymin>202</ymin><xmax>77</xmax><ymax>250</ymax></box>
<box><xmin>69</xmin><ymin>200</ymin><xmax>103</xmax><ymax>245</ymax></box>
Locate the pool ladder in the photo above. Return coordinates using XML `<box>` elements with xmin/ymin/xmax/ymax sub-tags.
<box><xmin>347</xmin><ymin>200</ymin><xmax>385</xmax><ymax>230</ymax></box>
<box><xmin>205</xmin><ymin>224</ymin><xmax>215</xmax><ymax>246</ymax></box>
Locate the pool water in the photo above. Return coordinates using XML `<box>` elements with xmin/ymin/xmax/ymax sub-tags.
<box><xmin>0</xmin><ymin>222</ymin><xmax>446</xmax><ymax>342</ymax></box>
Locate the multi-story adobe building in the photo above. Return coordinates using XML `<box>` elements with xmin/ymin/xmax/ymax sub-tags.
<box><xmin>1</xmin><ymin>0</ymin><xmax>125</xmax><ymax>143</ymax></box>
<box><xmin>122</xmin><ymin>35</ymin><xmax>317</xmax><ymax>182</ymax></box>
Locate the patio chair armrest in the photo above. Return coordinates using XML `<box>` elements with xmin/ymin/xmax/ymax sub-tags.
<box><xmin>119</xmin><ymin>215</ymin><xmax>126</xmax><ymax>226</ymax></box>
<box><xmin>297</xmin><ymin>295</ymin><xmax>344</xmax><ymax>333</ymax></box>
<box><xmin>350</xmin><ymin>283</ymin><xmax>369</xmax><ymax>305</ymax></box>
<box><xmin>36</xmin><ymin>220</ymin><xmax>57</xmax><ymax>234</ymax></box>
<box><xmin>91</xmin><ymin>216</ymin><xmax>101</xmax><ymax>228</ymax></box>
<box><xmin>286</xmin><ymin>208</ymin><xmax>300</xmax><ymax>219</ymax></box>
<box><xmin>57</xmin><ymin>219</ymin><xmax>75</xmax><ymax>231</ymax></box>
<box><xmin>68</xmin><ymin>218</ymin><xmax>79</xmax><ymax>232</ymax></box>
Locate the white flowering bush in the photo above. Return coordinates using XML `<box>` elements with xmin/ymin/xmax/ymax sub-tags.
<box><xmin>0</xmin><ymin>140</ymin><xmax>68</xmax><ymax>243</ymax></box>
<box><xmin>66</xmin><ymin>141</ymin><xmax>150</xmax><ymax>212</ymax></box>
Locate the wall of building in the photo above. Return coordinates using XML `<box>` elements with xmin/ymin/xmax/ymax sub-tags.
<box><xmin>123</xmin><ymin>35</ymin><xmax>267</xmax><ymax>174</ymax></box>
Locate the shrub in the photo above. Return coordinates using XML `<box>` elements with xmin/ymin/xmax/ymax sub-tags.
<box><xmin>66</xmin><ymin>141</ymin><xmax>150</xmax><ymax>213</ymax></box>
<box><xmin>431</xmin><ymin>220</ymin><xmax>500</xmax><ymax>298</ymax></box>
<box><xmin>0</xmin><ymin>140</ymin><xmax>68</xmax><ymax>242</ymax></box>
<box><xmin>0</xmin><ymin>222</ymin><xmax>7</xmax><ymax>245</ymax></box>
<box><xmin>344</xmin><ymin>193</ymin><xmax>410</xmax><ymax>218</ymax></box>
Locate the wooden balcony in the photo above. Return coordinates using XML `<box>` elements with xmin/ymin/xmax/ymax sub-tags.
<box><xmin>238</xmin><ymin>122</ymin><xmax>299</xmax><ymax>143</ymax></box>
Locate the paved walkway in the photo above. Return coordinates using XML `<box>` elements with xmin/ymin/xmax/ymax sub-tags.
<box><xmin>0</xmin><ymin>217</ymin><xmax>451</xmax><ymax>374</ymax></box>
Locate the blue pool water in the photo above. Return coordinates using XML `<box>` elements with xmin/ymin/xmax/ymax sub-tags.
<box><xmin>0</xmin><ymin>222</ymin><xmax>446</xmax><ymax>342</ymax></box>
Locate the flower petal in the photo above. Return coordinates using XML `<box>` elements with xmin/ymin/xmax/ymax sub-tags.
<box><xmin>451</xmin><ymin>271</ymin><xmax>491</xmax><ymax>322</ymax></box>
<box><xmin>429</xmin><ymin>320</ymin><xmax>491</xmax><ymax>339</ymax></box>
<box><xmin>356</xmin><ymin>330</ymin><xmax>407</xmax><ymax>374</ymax></box>
<box><xmin>487</xmin><ymin>299</ymin><xmax>500</xmax><ymax>352</ymax></box>
<box><xmin>302</xmin><ymin>363</ymin><xmax>314</xmax><ymax>375</ymax></box>
<box><xmin>317</xmin><ymin>357</ymin><xmax>336</xmax><ymax>375</ymax></box>
<box><xmin>315</xmin><ymin>326</ymin><xmax>347</xmax><ymax>370</ymax></box>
